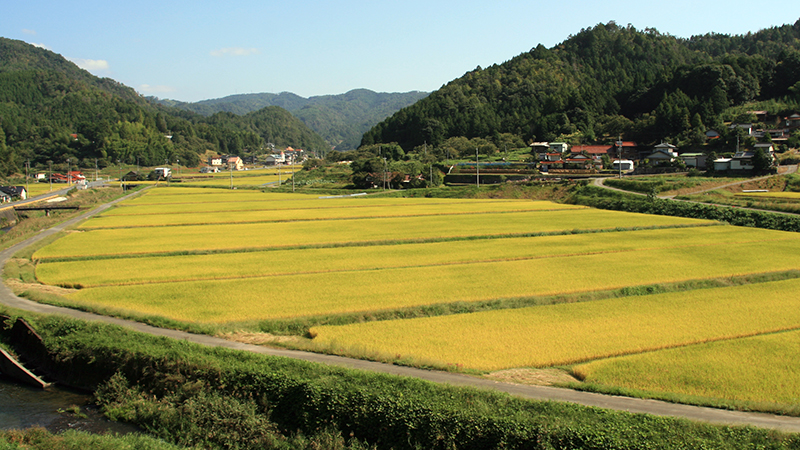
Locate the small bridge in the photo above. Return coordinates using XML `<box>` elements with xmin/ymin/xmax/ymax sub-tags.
<box><xmin>14</xmin><ymin>205</ymin><xmax>80</xmax><ymax>216</ymax></box>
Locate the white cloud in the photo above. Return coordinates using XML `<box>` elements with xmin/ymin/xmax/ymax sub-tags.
<box><xmin>138</xmin><ymin>84</ymin><xmax>176</xmax><ymax>94</ymax></box>
<box><xmin>30</xmin><ymin>42</ymin><xmax>51</xmax><ymax>50</ymax></box>
<box><xmin>67</xmin><ymin>57</ymin><xmax>110</xmax><ymax>72</ymax></box>
<box><xmin>22</xmin><ymin>29</ymin><xmax>36</xmax><ymax>35</ymax></box>
<box><xmin>210</xmin><ymin>47</ymin><xmax>260</xmax><ymax>57</ymax></box>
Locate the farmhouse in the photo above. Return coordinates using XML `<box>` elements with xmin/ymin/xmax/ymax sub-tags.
<box><xmin>226</xmin><ymin>156</ymin><xmax>244</xmax><ymax>171</ymax></box>
<box><xmin>644</xmin><ymin>143</ymin><xmax>678</xmax><ymax>166</ymax></box>
<box><xmin>680</xmin><ymin>153</ymin><xmax>707</xmax><ymax>169</ymax></box>
<box><xmin>154</xmin><ymin>167</ymin><xmax>171</xmax><ymax>178</ymax></box>
<box><xmin>0</xmin><ymin>186</ymin><xmax>27</xmax><ymax>200</ymax></box>
<box><xmin>265</xmin><ymin>152</ymin><xmax>286</xmax><ymax>165</ymax></box>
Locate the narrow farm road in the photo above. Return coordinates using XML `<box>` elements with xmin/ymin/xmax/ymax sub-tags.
<box><xmin>593</xmin><ymin>164</ymin><xmax>798</xmax><ymax>201</ymax></box>
<box><xmin>1</xmin><ymin>188</ymin><xmax>800</xmax><ymax>433</ymax></box>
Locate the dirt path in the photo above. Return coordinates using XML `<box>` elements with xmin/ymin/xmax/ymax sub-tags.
<box><xmin>1</xmin><ymin>188</ymin><xmax>800</xmax><ymax>433</ymax></box>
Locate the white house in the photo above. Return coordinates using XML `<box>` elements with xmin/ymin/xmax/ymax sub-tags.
<box><xmin>548</xmin><ymin>142</ymin><xmax>568</xmax><ymax>154</ymax></box>
<box><xmin>153</xmin><ymin>167</ymin><xmax>171</xmax><ymax>178</ymax></box>
<box><xmin>612</xmin><ymin>160</ymin><xmax>634</xmax><ymax>171</ymax></box>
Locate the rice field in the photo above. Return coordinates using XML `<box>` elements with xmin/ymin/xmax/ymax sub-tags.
<box><xmin>33</xmin><ymin>208</ymin><xmax>713</xmax><ymax>259</ymax></box>
<box><xmin>572</xmin><ymin>329</ymin><xmax>800</xmax><ymax>406</ymax></box>
<box><xmin>36</xmin><ymin>225</ymin><xmax>797</xmax><ymax>287</ymax></box>
<box><xmin>309</xmin><ymin>278</ymin><xmax>800</xmax><ymax>370</ymax></box>
<box><xmin>28</xmin><ymin>186</ymin><xmax>800</xmax><ymax>408</ymax></box>
<box><xmin>77</xmin><ymin>201</ymin><xmax>588</xmax><ymax>229</ymax></box>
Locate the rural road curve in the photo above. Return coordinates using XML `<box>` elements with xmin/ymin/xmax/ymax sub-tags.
<box><xmin>2</xmin><ymin>188</ymin><xmax>800</xmax><ymax>433</ymax></box>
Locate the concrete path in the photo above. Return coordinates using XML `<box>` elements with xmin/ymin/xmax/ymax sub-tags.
<box><xmin>1</xmin><ymin>188</ymin><xmax>800</xmax><ymax>433</ymax></box>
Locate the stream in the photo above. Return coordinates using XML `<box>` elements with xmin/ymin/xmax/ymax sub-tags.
<box><xmin>0</xmin><ymin>375</ymin><xmax>140</xmax><ymax>434</ymax></box>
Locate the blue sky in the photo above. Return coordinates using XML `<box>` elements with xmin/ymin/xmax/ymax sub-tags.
<box><xmin>5</xmin><ymin>1</ymin><xmax>799</xmax><ymax>102</ymax></box>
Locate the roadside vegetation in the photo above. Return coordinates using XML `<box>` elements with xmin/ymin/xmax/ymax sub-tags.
<box><xmin>2</xmin><ymin>311</ymin><xmax>798</xmax><ymax>450</ymax></box>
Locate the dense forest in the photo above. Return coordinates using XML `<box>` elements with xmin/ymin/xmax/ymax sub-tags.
<box><xmin>361</xmin><ymin>20</ymin><xmax>800</xmax><ymax>156</ymax></box>
<box><xmin>0</xmin><ymin>38</ymin><xmax>329</xmax><ymax>176</ymax></box>
<box><xmin>155</xmin><ymin>89</ymin><xmax>429</xmax><ymax>150</ymax></box>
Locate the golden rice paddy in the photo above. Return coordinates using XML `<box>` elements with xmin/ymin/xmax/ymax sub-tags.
<box><xmin>29</xmin><ymin>186</ymin><xmax>800</xmax><ymax>407</ymax></box>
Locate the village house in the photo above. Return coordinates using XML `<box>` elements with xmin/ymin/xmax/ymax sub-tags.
<box><xmin>226</xmin><ymin>156</ymin><xmax>244</xmax><ymax>171</ymax></box>
<box><xmin>679</xmin><ymin>153</ymin><xmax>707</xmax><ymax>169</ymax></box>
<box><xmin>265</xmin><ymin>152</ymin><xmax>286</xmax><ymax>165</ymax></box>
<box><xmin>0</xmin><ymin>186</ymin><xmax>27</xmax><ymax>200</ymax></box>
<box><xmin>644</xmin><ymin>143</ymin><xmax>679</xmax><ymax>166</ymax></box>
<box><xmin>571</xmin><ymin>144</ymin><xmax>613</xmax><ymax>169</ymax></box>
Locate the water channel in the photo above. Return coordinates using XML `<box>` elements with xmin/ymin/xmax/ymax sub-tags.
<box><xmin>0</xmin><ymin>375</ymin><xmax>139</xmax><ymax>434</ymax></box>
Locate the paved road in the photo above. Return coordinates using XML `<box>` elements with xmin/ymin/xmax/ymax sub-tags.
<box><xmin>1</xmin><ymin>188</ymin><xmax>800</xmax><ymax>433</ymax></box>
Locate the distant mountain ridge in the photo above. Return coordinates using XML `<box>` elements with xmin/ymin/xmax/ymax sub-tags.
<box><xmin>0</xmin><ymin>37</ymin><xmax>329</xmax><ymax>176</ymax></box>
<box><xmin>154</xmin><ymin>89</ymin><xmax>429</xmax><ymax>150</ymax></box>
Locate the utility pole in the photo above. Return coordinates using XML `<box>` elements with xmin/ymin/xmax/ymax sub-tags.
<box><xmin>48</xmin><ymin>160</ymin><xmax>52</xmax><ymax>192</ymax></box>
<box><xmin>616</xmin><ymin>136</ymin><xmax>623</xmax><ymax>179</ymax></box>
<box><xmin>25</xmin><ymin>160</ymin><xmax>29</xmax><ymax>194</ymax></box>
<box><xmin>67</xmin><ymin>158</ymin><xmax>71</xmax><ymax>186</ymax></box>
<box><xmin>476</xmin><ymin>147</ymin><xmax>480</xmax><ymax>187</ymax></box>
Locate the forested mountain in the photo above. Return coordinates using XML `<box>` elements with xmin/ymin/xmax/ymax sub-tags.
<box><xmin>0</xmin><ymin>38</ymin><xmax>329</xmax><ymax>176</ymax></box>
<box><xmin>361</xmin><ymin>20</ymin><xmax>800</xmax><ymax>155</ymax></box>
<box><xmin>154</xmin><ymin>89</ymin><xmax>429</xmax><ymax>150</ymax></box>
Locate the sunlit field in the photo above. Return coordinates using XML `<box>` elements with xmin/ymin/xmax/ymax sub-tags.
<box><xmin>573</xmin><ymin>328</ymin><xmax>800</xmax><ymax>406</ymax></box>
<box><xmin>28</xmin><ymin>186</ymin><xmax>800</xmax><ymax>410</ymax></box>
<box><xmin>33</xmin><ymin>207</ymin><xmax>713</xmax><ymax>259</ymax></box>
<box><xmin>36</xmin><ymin>225</ymin><xmax>796</xmax><ymax>287</ymax></box>
<box><xmin>310</xmin><ymin>278</ymin><xmax>800</xmax><ymax>370</ymax></box>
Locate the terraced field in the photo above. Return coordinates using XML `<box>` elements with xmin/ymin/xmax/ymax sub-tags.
<box><xmin>29</xmin><ymin>186</ymin><xmax>800</xmax><ymax>410</ymax></box>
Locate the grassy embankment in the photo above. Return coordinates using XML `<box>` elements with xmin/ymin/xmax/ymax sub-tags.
<box><xmin>1</xmin><ymin>310</ymin><xmax>797</xmax><ymax>450</ymax></box>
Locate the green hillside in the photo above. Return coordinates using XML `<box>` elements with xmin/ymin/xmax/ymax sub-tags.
<box><xmin>361</xmin><ymin>20</ymin><xmax>800</xmax><ymax>154</ymax></box>
<box><xmin>155</xmin><ymin>89</ymin><xmax>429</xmax><ymax>150</ymax></box>
<box><xmin>0</xmin><ymin>38</ymin><xmax>330</xmax><ymax>176</ymax></box>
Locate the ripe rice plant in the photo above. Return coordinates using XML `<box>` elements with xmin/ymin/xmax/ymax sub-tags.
<box><xmin>572</xmin><ymin>329</ymin><xmax>800</xmax><ymax>406</ymax></box>
<box><xmin>64</xmin><ymin>240</ymin><xmax>800</xmax><ymax>325</ymax></box>
<box><xmin>34</xmin><ymin>208</ymin><xmax>713</xmax><ymax>260</ymax></box>
<box><xmin>36</xmin><ymin>225</ymin><xmax>800</xmax><ymax>287</ymax></box>
<box><xmin>102</xmin><ymin>196</ymin><xmax>582</xmax><ymax>216</ymax></box>
<box><xmin>80</xmin><ymin>201</ymin><xmax>589</xmax><ymax>229</ymax></box>
<box><xmin>308</xmin><ymin>279</ymin><xmax>800</xmax><ymax>371</ymax></box>
<box><xmin>121</xmin><ymin>189</ymin><xmax>311</xmax><ymax>205</ymax></box>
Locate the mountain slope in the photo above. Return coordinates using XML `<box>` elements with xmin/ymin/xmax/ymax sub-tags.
<box><xmin>0</xmin><ymin>38</ymin><xmax>330</xmax><ymax>175</ymax></box>
<box><xmin>155</xmin><ymin>89</ymin><xmax>429</xmax><ymax>150</ymax></box>
<box><xmin>362</xmin><ymin>20</ymin><xmax>800</xmax><ymax>153</ymax></box>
